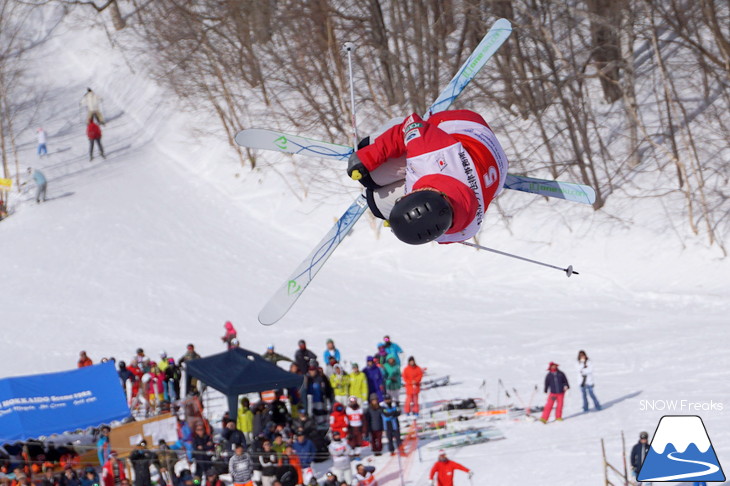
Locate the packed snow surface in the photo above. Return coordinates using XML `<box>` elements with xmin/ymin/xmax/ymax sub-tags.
<box><xmin>1</xmin><ymin>9</ymin><xmax>728</xmax><ymax>486</ymax></box>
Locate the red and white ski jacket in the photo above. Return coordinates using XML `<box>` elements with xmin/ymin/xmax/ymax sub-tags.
<box><xmin>346</xmin><ymin>406</ymin><xmax>364</xmax><ymax>428</ymax></box>
<box><xmin>357</xmin><ymin>110</ymin><xmax>508</xmax><ymax>243</ymax></box>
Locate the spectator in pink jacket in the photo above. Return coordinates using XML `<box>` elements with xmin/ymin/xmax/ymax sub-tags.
<box><xmin>221</xmin><ymin>321</ymin><xmax>237</xmax><ymax>350</ymax></box>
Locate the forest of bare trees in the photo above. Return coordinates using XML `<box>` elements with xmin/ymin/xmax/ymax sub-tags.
<box><xmin>2</xmin><ymin>0</ymin><xmax>728</xmax><ymax>252</ymax></box>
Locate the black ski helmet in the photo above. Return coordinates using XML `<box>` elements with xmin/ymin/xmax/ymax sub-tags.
<box><xmin>388</xmin><ymin>190</ymin><xmax>453</xmax><ymax>244</ymax></box>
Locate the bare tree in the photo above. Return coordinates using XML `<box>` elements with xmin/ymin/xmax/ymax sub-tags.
<box><xmin>120</xmin><ymin>0</ymin><xmax>728</xmax><ymax>249</ymax></box>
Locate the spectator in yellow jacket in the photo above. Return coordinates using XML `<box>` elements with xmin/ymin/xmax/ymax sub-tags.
<box><xmin>236</xmin><ymin>397</ymin><xmax>254</xmax><ymax>444</ymax></box>
<box><xmin>329</xmin><ymin>364</ymin><xmax>350</xmax><ymax>404</ymax></box>
<box><xmin>349</xmin><ymin>363</ymin><xmax>369</xmax><ymax>406</ymax></box>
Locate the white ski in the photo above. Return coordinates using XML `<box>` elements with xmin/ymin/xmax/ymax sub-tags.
<box><xmin>257</xmin><ymin>19</ymin><xmax>513</xmax><ymax>325</ymax></box>
<box><xmin>235</xmin><ymin>129</ymin><xmax>596</xmax><ymax>205</ymax></box>
<box><xmin>258</xmin><ymin>195</ymin><xmax>368</xmax><ymax>325</ymax></box>
<box><xmin>504</xmin><ymin>174</ymin><xmax>596</xmax><ymax>205</ymax></box>
<box><xmin>234</xmin><ymin>129</ymin><xmax>351</xmax><ymax>161</ymax></box>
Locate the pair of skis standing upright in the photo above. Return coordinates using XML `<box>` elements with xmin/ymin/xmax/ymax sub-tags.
<box><xmin>235</xmin><ymin>19</ymin><xmax>594</xmax><ymax>325</ymax></box>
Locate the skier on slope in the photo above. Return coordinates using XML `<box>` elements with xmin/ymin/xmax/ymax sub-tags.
<box><xmin>87</xmin><ymin>120</ymin><xmax>105</xmax><ymax>161</ymax></box>
<box><xmin>346</xmin><ymin>110</ymin><xmax>508</xmax><ymax>244</ymax></box>
<box><xmin>80</xmin><ymin>88</ymin><xmax>105</xmax><ymax>124</ymax></box>
<box><xmin>26</xmin><ymin>168</ymin><xmax>48</xmax><ymax>203</ymax></box>
<box><xmin>37</xmin><ymin>128</ymin><xmax>48</xmax><ymax>157</ymax></box>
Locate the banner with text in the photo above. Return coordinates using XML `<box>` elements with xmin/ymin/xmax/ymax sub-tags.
<box><xmin>0</xmin><ymin>361</ymin><xmax>130</xmax><ymax>441</ymax></box>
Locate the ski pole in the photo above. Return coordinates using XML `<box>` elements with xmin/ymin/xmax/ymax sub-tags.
<box><xmin>527</xmin><ymin>384</ymin><xmax>538</xmax><ymax>415</ymax></box>
<box><xmin>499</xmin><ymin>379</ymin><xmax>510</xmax><ymax>400</ymax></box>
<box><xmin>512</xmin><ymin>387</ymin><xmax>527</xmax><ymax>409</ymax></box>
<box><xmin>496</xmin><ymin>380</ymin><xmax>500</xmax><ymax>409</ymax></box>
<box><xmin>343</xmin><ymin>42</ymin><xmax>359</xmax><ymax>147</ymax></box>
<box><xmin>460</xmin><ymin>241</ymin><xmax>579</xmax><ymax>277</ymax></box>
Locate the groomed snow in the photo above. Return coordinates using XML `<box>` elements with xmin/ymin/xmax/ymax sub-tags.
<box><xmin>1</xmin><ymin>9</ymin><xmax>728</xmax><ymax>486</ymax></box>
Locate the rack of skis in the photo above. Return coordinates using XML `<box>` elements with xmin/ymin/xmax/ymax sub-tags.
<box><xmin>410</xmin><ymin>381</ymin><xmax>543</xmax><ymax>452</ymax></box>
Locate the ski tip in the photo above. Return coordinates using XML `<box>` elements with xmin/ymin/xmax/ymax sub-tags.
<box><xmin>494</xmin><ymin>18</ymin><xmax>513</xmax><ymax>31</ymax></box>
<box><xmin>233</xmin><ymin>129</ymin><xmax>252</xmax><ymax>147</ymax></box>
<box><xmin>257</xmin><ymin>311</ymin><xmax>281</xmax><ymax>326</ymax></box>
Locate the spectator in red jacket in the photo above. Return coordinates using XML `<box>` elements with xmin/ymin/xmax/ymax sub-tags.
<box><xmin>101</xmin><ymin>451</ymin><xmax>126</xmax><ymax>486</ymax></box>
<box><xmin>429</xmin><ymin>449</ymin><xmax>472</xmax><ymax>486</ymax></box>
<box><xmin>328</xmin><ymin>402</ymin><xmax>348</xmax><ymax>437</ymax></box>
<box><xmin>86</xmin><ymin>121</ymin><xmax>105</xmax><ymax>161</ymax></box>
<box><xmin>402</xmin><ymin>356</ymin><xmax>424</xmax><ymax>416</ymax></box>
<box><xmin>78</xmin><ymin>351</ymin><xmax>93</xmax><ymax>368</ymax></box>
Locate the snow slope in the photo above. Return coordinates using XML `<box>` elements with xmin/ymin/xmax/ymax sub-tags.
<box><xmin>1</xmin><ymin>8</ymin><xmax>729</xmax><ymax>486</ymax></box>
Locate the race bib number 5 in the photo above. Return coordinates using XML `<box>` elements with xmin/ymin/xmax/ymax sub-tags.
<box><xmin>483</xmin><ymin>166</ymin><xmax>498</xmax><ymax>188</ymax></box>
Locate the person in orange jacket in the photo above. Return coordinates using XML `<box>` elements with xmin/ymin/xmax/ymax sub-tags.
<box><xmin>429</xmin><ymin>449</ymin><xmax>472</xmax><ymax>486</ymax></box>
<box><xmin>86</xmin><ymin>120</ymin><xmax>105</xmax><ymax>161</ymax></box>
<box><xmin>78</xmin><ymin>351</ymin><xmax>93</xmax><ymax>368</ymax></box>
<box><xmin>402</xmin><ymin>356</ymin><xmax>424</xmax><ymax>416</ymax></box>
<box><xmin>279</xmin><ymin>445</ymin><xmax>303</xmax><ymax>485</ymax></box>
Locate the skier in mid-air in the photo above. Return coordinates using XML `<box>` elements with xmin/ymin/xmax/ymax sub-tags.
<box><xmin>347</xmin><ymin>110</ymin><xmax>508</xmax><ymax>244</ymax></box>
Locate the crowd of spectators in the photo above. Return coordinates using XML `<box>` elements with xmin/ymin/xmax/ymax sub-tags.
<box><xmin>2</xmin><ymin>329</ymin><xmax>425</xmax><ymax>486</ymax></box>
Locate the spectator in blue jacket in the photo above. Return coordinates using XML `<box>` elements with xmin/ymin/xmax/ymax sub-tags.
<box><xmin>291</xmin><ymin>431</ymin><xmax>316</xmax><ymax>469</ymax></box>
<box><xmin>323</xmin><ymin>339</ymin><xmax>340</xmax><ymax>364</ymax></box>
<box><xmin>381</xmin><ymin>394</ymin><xmax>402</xmax><ymax>455</ymax></box>
<box><xmin>364</xmin><ymin>356</ymin><xmax>385</xmax><ymax>402</ymax></box>
<box><xmin>382</xmin><ymin>335</ymin><xmax>403</xmax><ymax>366</ymax></box>
<box><xmin>540</xmin><ymin>362</ymin><xmax>570</xmax><ymax>423</ymax></box>
<box><xmin>96</xmin><ymin>425</ymin><xmax>111</xmax><ymax>465</ymax></box>
<box><xmin>80</xmin><ymin>467</ymin><xmax>99</xmax><ymax>486</ymax></box>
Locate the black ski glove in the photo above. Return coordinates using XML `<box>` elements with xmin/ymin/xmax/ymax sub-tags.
<box><xmin>347</xmin><ymin>152</ymin><xmax>368</xmax><ymax>181</ymax></box>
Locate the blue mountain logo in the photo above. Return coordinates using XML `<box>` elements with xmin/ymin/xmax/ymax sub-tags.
<box><xmin>638</xmin><ymin>415</ymin><xmax>725</xmax><ymax>482</ymax></box>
